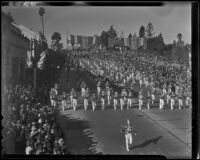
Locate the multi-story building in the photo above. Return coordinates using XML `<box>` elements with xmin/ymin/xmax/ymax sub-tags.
<box><xmin>2</xmin><ymin>12</ymin><xmax>30</xmax><ymax>87</ymax></box>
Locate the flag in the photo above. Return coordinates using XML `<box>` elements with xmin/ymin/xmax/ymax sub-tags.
<box><xmin>26</xmin><ymin>50</ymin><xmax>33</xmax><ymax>68</ymax></box>
<box><xmin>26</xmin><ymin>39</ymin><xmax>34</xmax><ymax>68</ymax></box>
<box><xmin>37</xmin><ymin>50</ymin><xmax>47</xmax><ymax>70</ymax></box>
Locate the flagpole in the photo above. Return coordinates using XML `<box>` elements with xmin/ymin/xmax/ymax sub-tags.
<box><xmin>33</xmin><ymin>39</ymin><xmax>37</xmax><ymax>89</ymax></box>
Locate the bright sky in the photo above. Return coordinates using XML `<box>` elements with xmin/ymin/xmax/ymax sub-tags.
<box><xmin>2</xmin><ymin>2</ymin><xmax>191</xmax><ymax>48</ymax></box>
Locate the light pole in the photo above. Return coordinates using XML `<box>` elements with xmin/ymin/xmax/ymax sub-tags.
<box><xmin>32</xmin><ymin>7</ymin><xmax>45</xmax><ymax>89</ymax></box>
<box><xmin>39</xmin><ymin>7</ymin><xmax>45</xmax><ymax>36</ymax></box>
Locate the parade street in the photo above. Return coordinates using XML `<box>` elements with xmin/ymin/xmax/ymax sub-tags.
<box><xmin>55</xmin><ymin>68</ymin><xmax>191</xmax><ymax>158</ymax></box>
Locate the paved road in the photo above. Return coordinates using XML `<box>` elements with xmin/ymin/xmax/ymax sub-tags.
<box><xmin>55</xmin><ymin>68</ymin><xmax>191</xmax><ymax>158</ymax></box>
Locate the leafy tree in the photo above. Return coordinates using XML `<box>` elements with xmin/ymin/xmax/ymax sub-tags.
<box><xmin>107</xmin><ymin>25</ymin><xmax>117</xmax><ymax>38</ymax></box>
<box><xmin>100</xmin><ymin>30</ymin><xmax>108</xmax><ymax>47</ymax></box>
<box><xmin>145</xmin><ymin>22</ymin><xmax>156</xmax><ymax>38</ymax></box>
<box><xmin>51</xmin><ymin>32</ymin><xmax>62</xmax><ymax>51</ymax></box>
<box><xmin>177</xmin><ymin>33</ymin><xmax>182</xmax><ymax>41</ymax></box>
<box><xmin>139</xmin><ymin>26</ymin><xmax>145</xmax><ymax>38</ymax></box>
<box><xmin>128</xmin><ymin>33</ymin><xmax>132</xmax><ymax>38</ymax></box>
<box><xmin>176</xmin><ymin>33</ymin><xmax>184</xmax><ymax>47</ymax></box>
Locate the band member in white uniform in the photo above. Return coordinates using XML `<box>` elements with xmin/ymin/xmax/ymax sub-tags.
<box><xmin>185</xmin><ymin>90</ymin><xmax>191</xmax><ymax>108</ymax></box>
<box><xmin>97</xmin><ymin>81</ymin><xmax>101</xmax><ymax>96</ymax></box>
<box><xmin>113</xmin><ymin>92</ymin><xmax>118</xmax><ymax>110</ymax></box>
<box><xmin>70</xmin><ymin>88</ymin><xmax>75</xmax><ymax>105</ymax></box>
<box><xmin>151</xmin><ymin>87</ymin><xmax>155</xmax><ymax>104</ymax></box>
<box><xmin>147</xmin><ymin>91</ymin><xmax>151</xmax><ymax>110</ymax></box>
<box><xmin>120</xmin><ymin>92</ymin><xmax>124</xmax><ymax>110</ymax></box>
<box><xmin>120</xmin><ymin>119</ymin><xmax>137</xmax><ymax>152</ymax></box>
<box><xmin>61</xmin><ymin>92</ymin><xmax>67</xmax><ymax>111</ymax></box>
<box><xmin>51</xmin><ymin>87</ymin><xmax>58</xmax><ymax>108</ymax></box>
<box><xmin>81</xmin><ymin>81</ymin><xmax>86</xmax><ymax>97</ymax></box>
<box><xmin>91</xmin><ymin>93</ymin><xmax>97</xmax><ymax>111</ymax></box>
<box><xmin>166</xmin><ymin>88</ymin><xmax>171</xmax><ymax>104</ymax></box>
<box><xmin>170</xmin><ymin>93</ymin><xmax>175</xmax><ymax>110</ymax></box>
<box><xmin>101</xmin><ymin>90</ymin><xmax>106</xmax><ymax>110</ymax></box>
<box><xmin>84</xmin><ymin>88</ymin><xmax>89</xmax><ymax>111</ymax></box>
<box><xmin>138</xmin><ymin>91</ymin><xmax>143</xmax><ymax>110</ymax></box>
<box><xmin>178</xmin><ymin>92</ymin><xmax>183</xmax><ymax>110</ymax></box>
<box><xmin>106</xmin><ymin>86</ymin><xmax>111</xmax><ymax>105</ymax></box>
<box><xmin>72</xmin><ymin>89</ymin><xmax>78</xmax><ymax>111</ymax></box>
<box><xmin>123</xmin><ymin>89</ymin><xmax>127</xmax><ymax>107</ymax></box>
<box><xmin>159</xmin><ymin>93</ymin><xmax>164</xmax><ymax>110</ymax></box>
<box><xmin>127</xmin><ymin>90</ymin><xmax>132</xmax><ymax>110</ymax></box>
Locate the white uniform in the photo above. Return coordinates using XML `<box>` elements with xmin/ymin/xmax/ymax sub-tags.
<box><xmin>159</xmin><ymin>95</ymin><xmax>164</xmax><ymax>110</ymax></box>
<box><xmin>101</xmin><ymin>91</ymin><xmax>105</xmax><ymax>110</ymax></box>
<box><xmin>121</xmin><ymin>124</ymin><xmax>135</xmax><ymax>152</ymax></box>
<box><xmin>91</xmin><ymin>95</ymin><xmax>96</xmax><ymax>111</ymax></box>
<box><xmin>73</xmin><ymin>93</ymin><xmax>77</xmax><ymax>111</ymax></box>
<box><xmin>139</xmin><ymin>93</ymin><xmax>143</xmax><ymax>110</ymax></box>
<box><xmin>170</xmin><ymin>95</ymin><xmax>175</xmax><ymax>110</ymax></box>
<box><xmin>120</xmin><ymin>95</ymin><xmax>124</xmax><ymax>110</ymax></box>
<box><xmin>113</xmin><ymin>93</ymin><xmax>118</xmax><ymax>110</ymax></box>
<box><xmin>107</xmin><ymin>88</ymin><xmax>111</xmax><ymax>105</ymax></box>
<box><xmin>127</xmin><ymin>92</ymin><xmax>132</xmax><ymax>109</ymax></box>
<box><xmin>178</xmin><ymin>94</ymin><xmax>183</xmax><ymax>110</ymax></box>
<box><xmin>151</xmin><ymin>89</ymin><xmax>155</xmax><ymax>104</ymax></box>
<box><xmin>62</xmin><ymin>94</ymin><xmax>67</xmax><ymax>111</ymax></box>
<box><xmin>84</xmin><ymin>90</ymin><xmax>89</xmax><ymax>111</ymax></box>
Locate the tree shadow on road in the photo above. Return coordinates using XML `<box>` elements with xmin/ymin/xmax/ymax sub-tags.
<box><xmin>129</xmin><ymin>136</ymin><xmax>163</xmax><ymax>150</ymax></box>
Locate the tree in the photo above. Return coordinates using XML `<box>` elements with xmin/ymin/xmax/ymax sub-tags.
<box><xmin>139</xmin><ymin>26</ymin><xmax>145</xmax><ymax>38</ymax></box>
<box><xmin>51</xmin><ymin>32</ymin><xmax>63</xmax><ymax>51</ymax></box>
<box><xmin>100</xmin><ymin>30</ymin><xmax>108</xmax><ymax>48</ymax></box>
<box><xmin>176</xmin><ymin>33</ymin><xmax>184</xmax><ymax>47</ymax></box>
<box><xmin>145</xmin><ymin>22</ymin><xmax>156</xmax><ymax>38</ymax></box>
<box><xmin>107</xmin><ymin>25</ymin><xmax>117</xmax><ymax>38</ymax></box>
<box><xmin>177</xmin><ymin>33</ymin><xmax>182</xmax><ymax>41</ymax></box>
<box><xmin>128</xmin><ymin>33</ymin><xmax>132</xmax><ymax>38</ymax></box>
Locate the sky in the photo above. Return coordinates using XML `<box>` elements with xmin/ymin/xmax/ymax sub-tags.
<box><xmin>2</xmin><ymin>2</ymin><xmax>191</xmax><ymax>48</ymax></box>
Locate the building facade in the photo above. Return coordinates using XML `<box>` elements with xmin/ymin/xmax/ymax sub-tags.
<box><xmin>2</xmin><ymin>12</ymin><xmax>30</xmax><ymax>87</ymax></box>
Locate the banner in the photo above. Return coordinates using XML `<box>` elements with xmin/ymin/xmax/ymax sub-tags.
<box><xmin>26</xmin><ymin>39</ymin><xmax>34</xmax><ymax>68</ymax></box>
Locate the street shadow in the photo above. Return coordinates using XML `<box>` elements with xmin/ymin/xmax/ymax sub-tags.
<box><xmin>57</xmin><ymin>112</ymin><xmax>103</xmax><ymax>155</ymax></box>
<box><xmin>129</xmin><ymin>136</ymin><xmax>163</xmax><ymax>150</ymax></box>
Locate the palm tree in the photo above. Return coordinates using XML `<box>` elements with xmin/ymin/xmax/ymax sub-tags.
<box><xmin>39</xmin><ymin>7</ymin><xmax>45</xmax><ymax>35</ymax></box>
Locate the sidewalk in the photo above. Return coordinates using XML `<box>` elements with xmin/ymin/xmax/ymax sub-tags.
<box><xmin>140</xmin><ymin>108</ymin><xmax>191</xmax><ymax>148</ymax></box>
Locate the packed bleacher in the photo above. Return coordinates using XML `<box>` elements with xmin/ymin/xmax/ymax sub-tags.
<box><xmin>2</xmin><ymin>84</ymin><xmax>67</xmax><ymax>155</ymax></box>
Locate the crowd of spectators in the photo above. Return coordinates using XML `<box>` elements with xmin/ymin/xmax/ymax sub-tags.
<box><xmin>77</xmin><ymin>49</ymin><xmax>191</xmax><ymax>99</ymax></box>
<box><xmin>2</xmin><ymin>84</ymin><xmax>67</xmax><ymax>155</ymax></box>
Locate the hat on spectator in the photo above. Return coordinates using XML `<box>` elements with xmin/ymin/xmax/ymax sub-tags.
<box><xmin>26</xmin><ymin>146</ymin><xmax>33</xmax><ymax>155</ymax></box>
<box><xmin>58</xmin><ymin>138</ymin><xmax>64</xmax><ymax>145</ymax></box>
<box><xmin>38</xmin><ymin>119</ymin><xmax>42</xmax><ymax>124</ymax></box>
<box><xmin>31</xmin><ymin>125</ymin><xmax>37</xmax><ymax>131</ymax></box>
